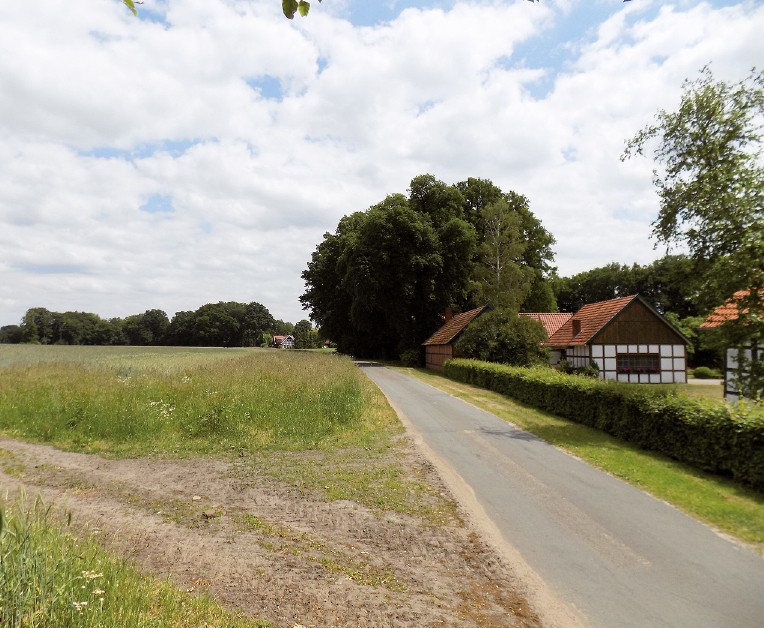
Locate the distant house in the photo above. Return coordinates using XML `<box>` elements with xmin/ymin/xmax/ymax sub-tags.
<box><xmin>700</xmin><ymin>289</ymin><xmax>761</xmax><ymax>401</ymax></box>
<box><xmin>544</xmin><ymin>295</ymin><xmax>690</xmax><ymax>383</ymax></box>
<box><xmin>273</xmin><ymin>334</ymin><xmax>295</xmax><ymax>349</ymax></box>
<box><xmin>518</xmin><ymin>312</ymin><xmax>573</xmax><ymax>365</ymax></box>
<box><xmin>422</xmin><ymin>305</ymin><xmax>491</xmax><ymax>371</ymax></box>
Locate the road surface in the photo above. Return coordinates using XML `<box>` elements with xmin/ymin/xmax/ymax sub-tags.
<box><xmin>361</xmin><ymin>365</ymin><xmax>764</xmax><ymax>628</ymax></box>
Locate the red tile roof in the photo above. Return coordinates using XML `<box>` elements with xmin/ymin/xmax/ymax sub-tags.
<box><xmin>519</xmin><ymin>313</ymin><xmax>572</xmax><ymax>339</ymax></box>
<box><xmin>422</xmin><ymin>305</ymin><xmax>490</xmax><ymax>346</ymax></box>
<box><xmin>544</xmin><ymin>295</ymin><xmax>638</xmax><ymax>347</ymax></box>
<box><xmin>700</xmin><ymin>290</ymin><xmax>760</xmax><ymax>328</ymax></box>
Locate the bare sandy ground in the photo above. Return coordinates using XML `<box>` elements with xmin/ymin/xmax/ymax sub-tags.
<box><xmin>0</xmin><ymin>437</ymin><xmax>544</xmax><ymax>627</ymax></box>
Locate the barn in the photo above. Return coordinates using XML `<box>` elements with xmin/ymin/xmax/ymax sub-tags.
<box><xmin>422</xmin><ymin>305</ymin><xmax>490</xmax><ymax>371</ymax></box>
<box><xmin>544</xmin><ymin>295</ymin><xmax>690</xmax><ymax>383</ymax></box>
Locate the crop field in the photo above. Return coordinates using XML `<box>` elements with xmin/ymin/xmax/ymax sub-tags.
<box><xmin>0</xmin><ymin>345</ymin><xmax>537</xmax><ymax>627</ymax></box>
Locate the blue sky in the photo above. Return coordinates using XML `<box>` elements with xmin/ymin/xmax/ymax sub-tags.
<box><xmin>0</xmin><ymin>0</ymin><xmax>762</xmax><ymax>327</ymax></box>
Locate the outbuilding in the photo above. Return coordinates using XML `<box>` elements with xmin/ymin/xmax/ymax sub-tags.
<box><xmin>422</xmin><ymin>305</ymin><xmax>490</xmax><ymax>371</ymax></box>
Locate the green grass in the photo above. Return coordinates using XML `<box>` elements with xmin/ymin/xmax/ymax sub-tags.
<box><xmin>0</xmin><ymin>346</ymin><xmax>367</xmax><ymax>456</ymax></box>
<box><xmin>0</xmin><ymin>346</ymin><xmax>459</xmax><ymax>624</ymax></box>
<box><xmin>0</xmin><ymin>346</ymin><xmax>456</xmax><ymax>522</ymax></box>
<box><xmin>0</xmin><ymin>489</ymin><xmax>266</xmax><ymax>627</ymax></box>
<box><xmin>396</xmin><ymin>367</ymin><xmax>764</xmax><ymax>552</ymax></box>
<box><xmin>675</xmin><ymin>382</ymin><xmax>724</xmax><ymax>400</ymax></box>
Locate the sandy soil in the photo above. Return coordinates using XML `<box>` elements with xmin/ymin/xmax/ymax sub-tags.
<box><xmin>0</xmin><ymin>437</ymin><xmax>543</xmax><ymax>627</ymax></box>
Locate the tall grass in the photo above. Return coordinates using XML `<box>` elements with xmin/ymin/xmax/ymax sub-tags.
<box><xmin>0</xmin><ymin>489</ymin><xmax>259</xmax><ymax>627</ymax></box>
<box><xmin>0</xmin><ymin>348</ymin><xmax>366</xmax><ymax>455</ymax></box>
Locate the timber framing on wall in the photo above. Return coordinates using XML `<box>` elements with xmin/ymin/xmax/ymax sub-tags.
<box><xmin>545</xmin><ymin>295</ymin><xmax>690</xmax><ymax>384</ymax></box>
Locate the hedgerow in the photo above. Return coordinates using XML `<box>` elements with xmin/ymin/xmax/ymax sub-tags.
<box><xmin>443</xmin><ymin>359</ymin><xmax>764</xmax><ymax>491</ymax></box>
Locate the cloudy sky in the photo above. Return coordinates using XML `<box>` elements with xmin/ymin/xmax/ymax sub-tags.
<box><xmin>1</xmin><ymin>0</ymin><xmax>761</xmax><ymax>327</ymax></box>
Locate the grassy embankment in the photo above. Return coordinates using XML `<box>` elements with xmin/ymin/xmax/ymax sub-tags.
<box><xmin>395</xmin><ymin>366</ymin><xmax>764</xmax><ymax>552</ymax></box>
<box><xmin>0</xmin><ymin>345</ymin><xmax>450</xmax><ymax>626</ymax></box>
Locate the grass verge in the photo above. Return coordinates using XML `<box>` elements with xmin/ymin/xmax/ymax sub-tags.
<box><xmin>395</xmin><ymin>366</ymin><xmax>764</xmax><ymax>552</ymax></box>
<box><xmin>0</xmin><ymin>489</ymin><xmax>266</xmax><ymax>627</ymax></box>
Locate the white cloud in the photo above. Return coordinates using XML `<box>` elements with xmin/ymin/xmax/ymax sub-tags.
<box><xmin>0</xmin><ymin>0</ymin><xmax>762</xmax><ymax>328</ymax></box>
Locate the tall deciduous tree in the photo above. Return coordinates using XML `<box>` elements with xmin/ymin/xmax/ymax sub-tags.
<box><xmin>623</xmin><ymin>66</ymin><xmax>764</xmax><ymax>397</ymax></box>
<box><xmin>301</xmin><ymin>178</ymin><xmax>478</xmax><ymax>358</ymax></box>
<box><xmin>301</xmin><ymin>174</ymin><xmax>555</xmax><ymax>359</ymax></box>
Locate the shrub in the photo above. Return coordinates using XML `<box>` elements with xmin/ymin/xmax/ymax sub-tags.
<box><xmin>559</xmin><ymin>359</ymin><xmax>600</xmax><ymax>378</ymax></box>
<box><xmin>399</xmin><ymin>349</ymin><xmax>421</xmax><ymax>367</ymax></box>
<box><xmin>692</xmin><ymin>366</ymin><xmax>722</xmax><ymax>379</ymax></box>
<box><xmin>455</xmin><ymin>309</ymin><xmax>548</xmax><ymax>366</ymax></box>
<box><xmin>444</xmin><ymin>358</ymin><xmax>764</xmax><ymax>491</ymax></box>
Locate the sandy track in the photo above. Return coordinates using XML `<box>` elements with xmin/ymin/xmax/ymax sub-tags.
<box><xmin>0</xmin><ymin>438</ymin><xmax>540</xmax><ymax>627</ymax></box>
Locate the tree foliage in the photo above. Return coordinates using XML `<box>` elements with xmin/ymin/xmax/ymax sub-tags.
<box><xmin>553</xmin><ymin>255</ymin><xmax>705</xmax><ymax>317</ymax></box>
<box><xmin>121</xmin><ymin>0</ymin><xmax>321</xmax><ymax>20</ymax></box>
<box><xmin>301</xmin><ymin>174</ymin><xmax>556</xmax><ymax>359</ymax></box>
<box><xmin>10</xmin><ymin>300</ymin><xmax>289</xmax><ymax>348</ymax></box>
<box><xmin>455</xmin><ymin>309</ymin><xmax>549</xmax><ymax>366</ymax></box>
<box><xmin>623</xmin><ymin>66</ymin><xmax>764</xmax><ymax>397</ymax></box>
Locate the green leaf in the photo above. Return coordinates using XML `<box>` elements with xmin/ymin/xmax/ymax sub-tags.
<box><xmin>122</xmin><ymin>0</ymin><xmax>137</xmax><ymax>16</ymax></box>
<box><xmin>282</xmin><ymin>0</ymin><xmax>299</xmax><ymax>19</ymax></box>
<box><xmin>298</xmin><ymin>1</ymin><xmax>311</xmax><ymax>17</ymax></box>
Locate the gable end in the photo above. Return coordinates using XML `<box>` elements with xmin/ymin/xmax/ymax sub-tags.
<box><xmin>590</xmin><ymin>297</ymin><xmax>688</xmax><ymax>346</ymax></box>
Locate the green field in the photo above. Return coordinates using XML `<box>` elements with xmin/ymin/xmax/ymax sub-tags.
<box><xmin>0</xmin><ymin>345</ymin><xmax>450</xmax><ymax>626</ymax></box>
<box><xmin>0</xmin><ymin>346</ymin><xmax>368</xmax><ymax>455</ymax></box>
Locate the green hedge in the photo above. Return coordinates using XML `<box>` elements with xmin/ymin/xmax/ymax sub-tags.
<box><xmin>444</xmin><ymin>359</ymin><xmax>764</xmax><ymax>491</ymax></box>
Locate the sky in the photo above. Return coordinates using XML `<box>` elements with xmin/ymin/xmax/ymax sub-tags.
<box><xmin>1</xmin><ymin>0</ymin><xmax>762</xmax><ymax>327</ymax></box>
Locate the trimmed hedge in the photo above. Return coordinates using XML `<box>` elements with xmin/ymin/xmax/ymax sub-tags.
<box><xmin>444</xmin><ymin>359</ymin><xmax>764</xmax><ymax>491</ymax></box>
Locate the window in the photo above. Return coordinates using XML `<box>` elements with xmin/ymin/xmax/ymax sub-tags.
<box><xmin>616</xmin><ymin>353</ymin><xmax>660</xmax><ymax>374</ymax></box>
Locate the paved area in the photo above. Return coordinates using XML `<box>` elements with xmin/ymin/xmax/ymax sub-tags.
<box><xmin>361</xmin><ymin>365</ymin><xmax>764</xmax><ymax>628</ymax></box>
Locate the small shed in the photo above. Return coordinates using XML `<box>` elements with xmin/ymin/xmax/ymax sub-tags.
<box><xmin>544</xmin><ymin>295</ymin><xmax>690</xmax><ymax>383</ymax></box>
<box><xmin>700</xmin><ymin>289</ymin><xmax>761</xmax><ymax>401</ymax></box>
<box><xmin>422</xmin><ymin>305</ymin><xmax>490</xmax><ymax>371</ymax></box>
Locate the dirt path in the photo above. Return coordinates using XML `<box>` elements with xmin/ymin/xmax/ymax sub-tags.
<box><xmin>0</xmin><ymin>437</ymin><xmax>540</xmax><ymax>627</ymax></box>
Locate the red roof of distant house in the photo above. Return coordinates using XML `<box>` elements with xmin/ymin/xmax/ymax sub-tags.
<box><xmin>700</xmin><ymin>289</ymin><xmax>760</xmax><ymax>328</ymax></box>
<box><xmin>422</xmin><ymin>305</ymin><xmax>490</xmax><ymax>346</ymax></box>
<box><xmin>544</xmin><ymin>295</ymin><xmax>639</xmax><ymax>347</ymax></box>
<box><xmin>519</xmin><ymin>313</ymin><xmax>573</xmax><ymax>338</ymax></box>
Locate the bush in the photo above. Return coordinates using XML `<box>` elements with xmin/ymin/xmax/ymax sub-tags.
<box><xmin>692</xmin><ymin>366</ymin><xmax>722</xmax><ymax>379</ymax></box>
<box><xmin>444</xmin><ymin>358</ymin><xmax>764</xmax><ymax>491</ymax></box>
<box><xmin>559</xmin><ymin>359</ymin><xmax>600</xmax><ymax>378</ymax></box>
<box><xmin>399</xmin><ymin>349</ymin><xmax>421</xmax><ymax>367</ymax></box>
<box><xmin>455</xmin><ymin>309</ymin><xmax>548</xmax><ymax>366</ymax></box>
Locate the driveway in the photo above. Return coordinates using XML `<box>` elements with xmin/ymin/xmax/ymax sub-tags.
<box><xmin>361</xmin><ymin>365</ymin><xmax>764</xmax><ymax>628</ymax></box>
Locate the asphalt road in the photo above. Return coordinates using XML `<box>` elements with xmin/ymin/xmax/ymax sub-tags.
<box><xmin>360</xmin><ymin>365</ymin><xmax>764</xmax><ymax>628</ymax></box>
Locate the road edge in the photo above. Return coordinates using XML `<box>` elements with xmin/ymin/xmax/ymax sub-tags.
<box><xmin>369</xmin><ymin>372</ymin><xmax>588</xmax><ymax>628</ymax></box>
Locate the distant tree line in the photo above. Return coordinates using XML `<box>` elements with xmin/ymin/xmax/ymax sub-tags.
<box><xmin>0</xmin><ymin>302</ymin><xmax>323</xmax><ymax>349</ymax></box>
<box><xmin>552</xmin><ymin>255</ymin><xmax>708</xmax><ymax>317</ymax></box>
